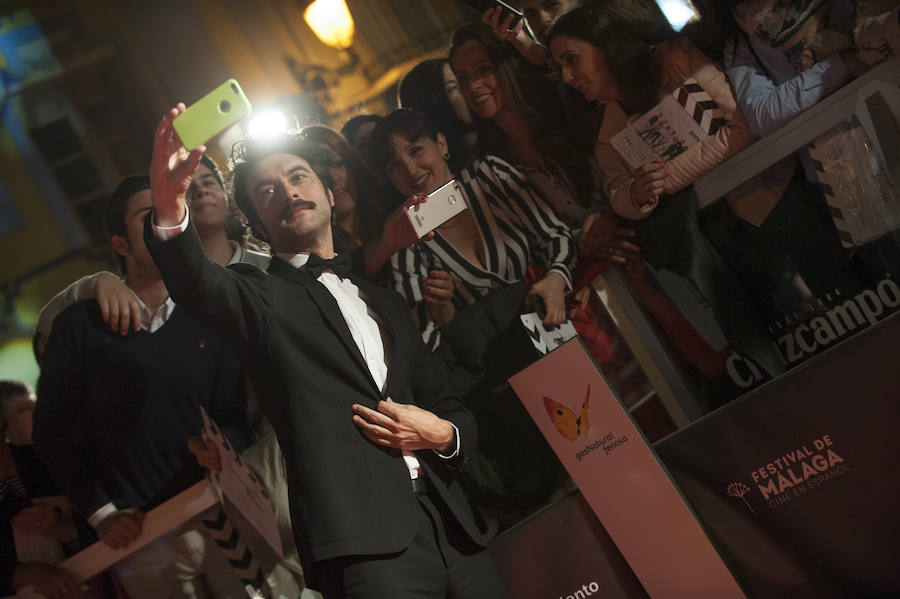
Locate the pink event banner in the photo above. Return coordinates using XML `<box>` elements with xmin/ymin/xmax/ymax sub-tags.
<box><xmin>509</xmin><ymin>340</ymin><xmax>745</xmax><ymax>598</ymax></box>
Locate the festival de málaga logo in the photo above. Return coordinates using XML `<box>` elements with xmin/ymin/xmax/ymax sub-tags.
<box><xmin>727</xmin><ymin>434</ymin><xmax>850</xmax><ymax>512</ymax></box>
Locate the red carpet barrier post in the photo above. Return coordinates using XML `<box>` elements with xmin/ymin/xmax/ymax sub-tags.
<box><xmin>508</xmin><ymin>339</ymin><xmax>745</xmax><ymax>598</ymax></box>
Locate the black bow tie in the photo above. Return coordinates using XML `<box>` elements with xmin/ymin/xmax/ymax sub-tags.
<box><xmin>304</xmin><ymin>252</ymin><xmax>352</xmax><ymax>278</ymax></box>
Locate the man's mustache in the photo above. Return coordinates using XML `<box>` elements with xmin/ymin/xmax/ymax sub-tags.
<box><xmin>281</xmin><ymin>199</ymin><xmax>316</xmax><ymax>220</ymax></box>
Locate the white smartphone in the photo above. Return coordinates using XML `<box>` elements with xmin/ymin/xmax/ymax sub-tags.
<box><xmin>406</xmin><ymin>179</ymin><xmax>468</xmax><ymax>238</ymax></box>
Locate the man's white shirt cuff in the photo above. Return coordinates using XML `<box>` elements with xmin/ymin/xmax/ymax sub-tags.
<box><xmin>88</xmin><ymin>502</ymin><xmax>119</xmax><ymax>529</ymax></box>
<box><xmin>435</xmin><ymin>423</ymin><xmax>460</xmax><ymax>460</ymax></box>
<box><xmin>152</xmin><ymin>209</ymin><xmax>190</xmax><ymax>240</ymax></box>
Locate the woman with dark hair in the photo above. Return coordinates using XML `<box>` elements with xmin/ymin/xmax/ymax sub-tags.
<box><xmin>547</xmin><ymin>3</ymin><xmax>751</xmax><ymax>218</ymax></box>
<box><xmin>300</xmin><ymin>125</ymin><xmax>386</xmax><ymax>252</ymax></box>
<box><xmin>340</xmin><ymin>113</ymin><xmax>382</xmax><ymax>170</ymax></box>
<box><xmin>371</xmin><ymin>108</ymin><xmax>577</xmax><ymax>521</ymax></box>
<box><xmin>547</xmin><ymin>3</ymin><xmax>787</xmax><ymax>397</ymax></box>
<box><xmin>398</xmin><ymin>58</ymin><xmax>477</xmax><ymax>173</ymax></box>
<box><xmin>449</xmin><ymin>22</ymin><xmax>630</xmax><ymax>260</ymax></box>
<box><xmin>371</xmin><ymin>109</ymin><xmax>575</xmax><ymax>345</ymax></box>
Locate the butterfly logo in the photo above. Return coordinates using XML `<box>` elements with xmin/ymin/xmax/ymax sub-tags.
<box><xmin>543</xmin><ymin>385</ymin><xmax>590</xmax><ymax>441</ymax></box>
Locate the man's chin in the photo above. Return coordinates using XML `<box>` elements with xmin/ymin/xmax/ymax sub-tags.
<box><xmin>192</xmin><ymin>214</ymin><xmax>227</xmax><ymax>232</ymax></box>
<box><xmin>271</xmin><ymin>221</ymin><xmax>331</xmax><ymax>251</ymax></box>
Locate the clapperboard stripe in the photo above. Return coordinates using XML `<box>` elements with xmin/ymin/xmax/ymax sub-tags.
<box><xmin>202</xmin><ymin>506</ymin><xmax>271</xmax><ymax>598</ymax></box>
<box><xmin>674</xmin><ymin>79</ymin><xmax>725</xmax><ymax>134</ymax></box>
<box><xmin>521</xmin><ymin>316</ymin><xmax>549</xmax><ymax>355</ymax></box>
<box><xmin>808</xmin><ymin>146</ymin><xmax>855</xmax><ymax>248</ymax></box>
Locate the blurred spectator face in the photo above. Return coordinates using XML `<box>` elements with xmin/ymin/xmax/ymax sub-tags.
<box><xmin>2</xmin><ymin>387</ymin><xmax>36</xmax><ymax>444</ymax></box>
<box><xmin>521</xmin><ymin>0</ymin><xmax>578</xmax><ymax>43</ymax></box>
<box><xmin>348</xmin><ymin>121</ymin><xmax>378</xmax><ymax>163</ymax></box>
<box><xmin>321</xmin><ymin>147</ymin><xmax>358</xmax><ymax>221</ymax></box>
<box><xmin>442</xmin><ymin>63</ymin><xmax>473</xmax><ymax>125</ymax></box>
<box><xmin>551</xmin><ymin>35</ymin><xmax>621</xmax><ymax>103</ymax></box>
<box><xmin>452</xmin><ymin>40</ymin><xmax>505</xmax><ymax>120</ymax></box>
<box><xmin>186</xmin><ymin>163</ymin><xmax>229</xmax><ymax>232</ymax></box>
<box><xmin>111</xmin><ymin>189</ymin><xmax>160</xmax><ymax>277</ymax></box>
<box><xmin>384</xmin><ymin>133</ymin><xmax>453</xmax><ymax>197</ymax></box>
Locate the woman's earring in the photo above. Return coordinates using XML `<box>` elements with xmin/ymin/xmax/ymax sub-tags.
<box><xmin>443</xmin><ymin>152</ymin><xmax>451</xmax><ymax>160</ymax></box>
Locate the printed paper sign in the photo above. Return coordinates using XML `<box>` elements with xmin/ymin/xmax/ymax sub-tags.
<box><xmin>509</xmin><ymin>340</ymin><xmax>745</xmax><ymax>598</ymax></box>
<box><xmin>611</xmin><ymin>78</ymin><xmax>724</xmax><ymax>170</ymax></box>
<box><xmin>200</xmin><ymin>407</ymin><xmax>283</xmax><ymax>557</ymax></box>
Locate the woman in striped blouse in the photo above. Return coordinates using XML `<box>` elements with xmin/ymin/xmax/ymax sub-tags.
<box><xmin>370</xmin><ymin>109</ymin><xmax>576</xmax><ymax>350</ymax></box>
<box><xmin>371</xmin><ymin>109</ymin><xmax>576</xmax><ymax>521</ymax></box>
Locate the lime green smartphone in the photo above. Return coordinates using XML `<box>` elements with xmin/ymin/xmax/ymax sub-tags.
<box><xmin>173</xmin><ymin>79</ymin><xmax>252</xmax><ymax>150</ymax></box>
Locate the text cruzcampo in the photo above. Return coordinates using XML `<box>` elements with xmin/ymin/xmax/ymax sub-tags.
<box><xmin>777</xmin><ymin>278</ymin><xmax>900</xmax><ymax>365</ymax></box>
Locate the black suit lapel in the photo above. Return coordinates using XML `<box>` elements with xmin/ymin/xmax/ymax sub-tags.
<box><xmin>268</xmin><ymin>257</ymin><xmax>382</xmax><ymax>396</ymax></box>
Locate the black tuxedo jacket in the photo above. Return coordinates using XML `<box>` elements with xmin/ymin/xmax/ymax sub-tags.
<box><xmin>145</xmin><ymin>218</ymin><xmax>483</xmax><ymax>574</ymax></box>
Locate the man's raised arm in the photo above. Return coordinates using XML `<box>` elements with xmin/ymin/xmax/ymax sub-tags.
<box><xmin>149</xmin><ymin>104</ymin><xmax>204</xmax><ymax>228</ymax></box>
<box><xmin>145</xmin><ymin>106</ymin><xmax>272</xmax><ymax>349</ymax></box>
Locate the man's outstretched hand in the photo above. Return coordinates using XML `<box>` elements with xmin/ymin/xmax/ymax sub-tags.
<box><xmin>150</xmin><ymin>104</ymin><xmax>205</xmax><ymax>226</ymax></box>
<box><xmin>352</xmin><ymin>398</ymin><xmax>455</xmax><ymax>453</ymax></box>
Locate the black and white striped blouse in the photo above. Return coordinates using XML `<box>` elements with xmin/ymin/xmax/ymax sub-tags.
<box><xmin>391</xmin><ymin>155</ymin><xmax>576</xmax><ymax>348</ymax></box>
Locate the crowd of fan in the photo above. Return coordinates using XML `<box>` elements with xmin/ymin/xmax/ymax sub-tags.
<box><xmin>2</xmin><ymin>0</ymin><xmax>897</xmax><ymax>597</ymax></box>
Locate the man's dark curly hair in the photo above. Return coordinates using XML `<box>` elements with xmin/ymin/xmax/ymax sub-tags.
<box><xmin>229</xmin><ymin>133</ymin><xmax>334</xmax><ymax>245</ymax></box>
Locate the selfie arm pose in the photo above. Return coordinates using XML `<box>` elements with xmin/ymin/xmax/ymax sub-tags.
<box><xmin>146</xmin><ymin>104</ymin><xmax>506</xmax><ymax>598</ymax></box>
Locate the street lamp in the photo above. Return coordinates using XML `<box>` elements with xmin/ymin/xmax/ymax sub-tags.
<box><xmin>303</xmin><ymin>0</ymin><xmax>355</xmax><ymax>49</ymax></box>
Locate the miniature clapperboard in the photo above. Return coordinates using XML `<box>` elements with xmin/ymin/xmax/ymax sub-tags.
<box><xmin>611</xmin><ymin>78</ymin><xmax>727</xmax><ymax>170</ymax></box>
<box><xmin>200</xmin><ymin>406</ymin><xmax>282</xmax><ymax>558</ymax></box>
<box><xmin>519</xmin><ymin>313</ymin><xmax>578</xmax><ymax>356</ymax></box>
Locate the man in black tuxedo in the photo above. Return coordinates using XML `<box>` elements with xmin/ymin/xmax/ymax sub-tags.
<box><xmin>145</xmin><ymin>105</ymin><xmax>507</xmax><ymax>599</ymax></box>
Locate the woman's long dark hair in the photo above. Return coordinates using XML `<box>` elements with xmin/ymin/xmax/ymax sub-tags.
<box><xmin>449</xmin><ymin>22</ymin><xmax>598</xmax><ymax>206</ymax></box>
<box><xmin>546</xmin><ymin>3</ymin><xmax>675</xmax><ymax>116</ymax></box>
<box><xmin>300</xmin><ymin>125</ymin><xmax>386</xmax><ymax>245</ymax></box>
<box><xmin>398</xmin><ymin>58</ymin><xmax>475</xmax><ymax>173</ymax></box>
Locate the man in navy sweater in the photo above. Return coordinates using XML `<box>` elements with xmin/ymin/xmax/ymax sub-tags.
<box><xmin>34</xmin><ymin>176</ymin><xmax>251</xmax><ymax>599</ymax></box>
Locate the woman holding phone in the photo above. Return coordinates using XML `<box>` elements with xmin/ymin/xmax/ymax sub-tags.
<box><xmin>300</xmin><ymin>125</ymin><xmax>447</xmax><ymax>282</ymax></box>
<box><xmin>371</xmin><ymin>109</ymin><xmax>575</xmax><ymax>348</ymax></box>
<box><xmin>371</xmin><ymin>109</ymin><xmax>576</xmax><ymax>522</ymax></box>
